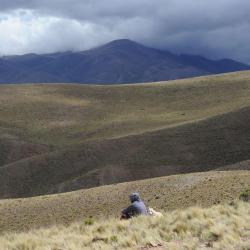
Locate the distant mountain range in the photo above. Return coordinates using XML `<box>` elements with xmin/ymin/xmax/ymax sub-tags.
<box><xmin>0</xmin><ymin>39</ymin><xmax>249</xmax><ymax>84</ymax></box>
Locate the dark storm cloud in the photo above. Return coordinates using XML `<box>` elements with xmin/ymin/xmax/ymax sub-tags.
<box><xmin>0</xmin><ymin>0</ymin><xmax>250</xmax><ymax>63</ymax></box>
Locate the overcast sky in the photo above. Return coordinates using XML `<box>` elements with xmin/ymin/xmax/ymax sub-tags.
<box><xmin>0</xmin><ymin>0</ymin><xmax>249</xmax><ymax>63</ymax></box>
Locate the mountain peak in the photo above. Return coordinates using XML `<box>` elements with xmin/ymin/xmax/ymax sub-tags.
<box><xmin>106</xmin><ymin>39</ymin><xmax>138</xmax><ymax>45</ymax></box>
<box><xmin>100</xmin><ymin>39</ymin><xmax>144</xmax><ymax>50</ymax></box>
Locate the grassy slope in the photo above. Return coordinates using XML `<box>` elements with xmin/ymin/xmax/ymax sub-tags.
<box><xmin>0</xmin><ymin>170</ymin><xmax>249</xmax><ymax>233</ymax></box>
<box><xmin>0</xmin><ymin>71</ymin><xmax>249</xmax><ymax>148</ymax></box>
<box><xmin>0</xmin><ymin>138</ymin><xmax>49</xmax><ymax>166</ymax></box>
<box><xmin>1</xmin><ymin>201</ymin><xmax>249</xmax><ymax>250</ymax></box>
<box><xmin>0</xmin><ymin>71</ymin><xmax>250</xmax><ymax>198</ymax></box>
<box><xmin>216</xmin><ymin>159</ymin><xmax>250</xmax><ymax>171</ymax></box>
<box><xmin>0</xmin><ymin>104</ymin><xmax>249</xmax><ymax>198</ymax></box>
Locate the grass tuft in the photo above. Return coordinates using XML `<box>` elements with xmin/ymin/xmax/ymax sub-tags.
<box><xmin>84</xmin><ymin>217</ymin><xmax>94</xmax><ymax>226</ymax></box>
<box><xmin>240</xmin><ymin>189</ymin><xmax>250</xmax><ymax>202</ymax></box>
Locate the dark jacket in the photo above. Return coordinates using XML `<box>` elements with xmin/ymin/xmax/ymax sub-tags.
<box><xmin>122</xmin><ymin>193</ymin><xmax>147</xmax><ymax>218</ymax></box>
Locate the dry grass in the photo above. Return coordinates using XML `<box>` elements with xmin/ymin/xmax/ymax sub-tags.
<box><xmin>0</xmin><ymin>201</ymin><xmax>249</xmax><ymax>250</ymax></box>
<box><xmin>0</xmin><ymin>170</ymin><xmax>249</xmax><ymax>233</ymax></box>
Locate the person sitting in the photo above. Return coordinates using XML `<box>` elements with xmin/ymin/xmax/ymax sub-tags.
<box><xmin>121</xmin><ymin>192</ymin><xmax>148</xmax><ymax>219</ymax></box>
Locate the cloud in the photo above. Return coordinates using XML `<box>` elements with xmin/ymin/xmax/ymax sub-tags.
<box><xmin>0</xmin><ymin>0</ymin><xmax>250</xmax><ymax>63</ymax></box>
<box><xmin>0</xmin><ymin>10</ymin><xmax>117</xmax><ymax>55</ymax></box>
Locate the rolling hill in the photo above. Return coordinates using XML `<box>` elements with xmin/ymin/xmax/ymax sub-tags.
<box><xmin>0</xmin><ymin>71</ymin><xmax>249</xmax><ymax>198</ymax></box>
<box><xmin>0</xmin><ymin>39</ymin><xmax>249</xmax><ymax>84</ymax></box>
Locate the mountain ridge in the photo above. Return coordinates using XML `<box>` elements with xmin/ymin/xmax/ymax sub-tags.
<box><xmin>0</xmin><ymin>39</ymin><xmax>249</xmax><ymax>84</ymax></box>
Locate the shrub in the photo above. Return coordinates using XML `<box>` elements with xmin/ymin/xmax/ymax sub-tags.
<box><xmin>239</xmin><ymin>189</ymin><xmax>250</xmax><ymax>202</ymax></box>
<box><xmin>84</xmin><ymin>217</ymin><xmax>94</xmax><ymax>225</ymax></box>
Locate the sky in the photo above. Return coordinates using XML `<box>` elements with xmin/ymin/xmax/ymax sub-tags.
<box><xmin>0</xmin><ymin>0</ymin><xmax>249</xmax><ymax>64</ymax></box>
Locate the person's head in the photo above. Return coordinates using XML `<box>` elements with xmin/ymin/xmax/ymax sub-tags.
<box><xmin>129</xmin><ymin>192</ymin><xmax>140</xmax><ymax>203</ymax></box>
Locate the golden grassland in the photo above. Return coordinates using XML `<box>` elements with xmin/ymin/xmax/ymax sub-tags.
<box><xmin>0</xmin><ymin>170</ymin><xmax>249</xmax><ymax>234</ymax></box>
<box><xmin>0</xmin><ymin>200</ymin><xmax>249</xmax><ymax>250</ymax></box>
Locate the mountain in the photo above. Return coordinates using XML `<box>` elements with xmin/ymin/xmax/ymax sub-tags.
<box><xmin>0</xmin><ymin>39</ymin><xmax>249</xmax><ymax>84</ymax></box>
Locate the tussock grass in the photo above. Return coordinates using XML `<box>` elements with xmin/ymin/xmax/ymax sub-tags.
<box><xmin>0</xmin><ymin>201</ymin><xmax>249</xmax><ymax>249</ymax></box>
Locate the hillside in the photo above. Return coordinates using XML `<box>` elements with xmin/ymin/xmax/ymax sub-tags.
<box><xmin>0</xmin><ymin>71</ymin><xmax>250</xmax><ymax>198</ymax></box>
<box><xmin>0</xmin><ymin>170</ymin><xmax>249</xmax><ymax>233</ymax></box>
<box><xmin>0</xmin><ymin>200</ymin><xmax>249</xmax><ymax>250</ymax></box>
<box><xmin>1</xmin><ymin>39</ymin><xmax>249</xmax><ymax>84</ymax></box>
